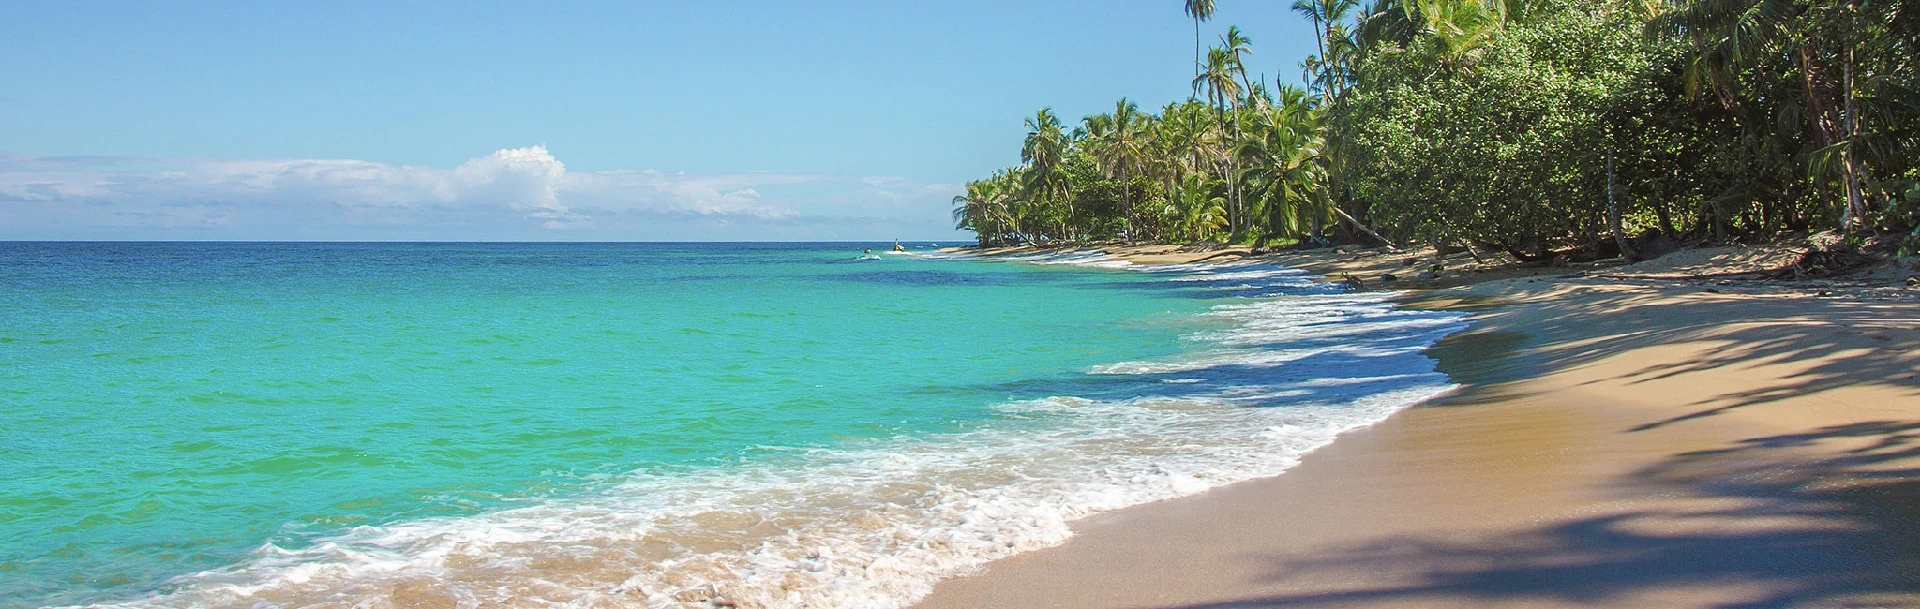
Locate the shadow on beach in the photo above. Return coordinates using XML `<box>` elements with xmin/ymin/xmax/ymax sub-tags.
<box><xmin>1422</xmin><ymin>283</ymin><xmax>1919</xmax><ymax>420</ymax></box>
<box><xmin>1142</xmin><ymin>418</ymin><xmax>1920</xmax><ymax>609</ymax></box>
<box><xmin>1138</xmin><ymin>284</ymin><xmax>1920</xmax><ymax>609</ymax></box>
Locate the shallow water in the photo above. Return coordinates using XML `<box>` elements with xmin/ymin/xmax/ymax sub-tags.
<box><xmin>0</xmin><ymin>242</ymin><xmax>1465</xmax><ymax>609</ymax></box>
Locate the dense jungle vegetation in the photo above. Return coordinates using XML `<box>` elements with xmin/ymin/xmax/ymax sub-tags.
<box><xmin>951</xmin><ymin>0</ymin><xmax>1920</xmax><ymax>260</ymax></box>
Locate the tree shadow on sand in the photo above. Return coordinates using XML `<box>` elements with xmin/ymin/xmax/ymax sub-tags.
<box><xmin>1417</xmin><ymin>284</ymin><xmax>1919</xmax><ymax>427</ymax></box>
<box><xmin>1135</xmin><ymin>283</ymin><xmax>1920</xmax><ymax>608</ymax></box>
<box><xmin>1145</xmin><ymin>420</ymin><xmax>1920</xmax><ymax>608</ymax></box>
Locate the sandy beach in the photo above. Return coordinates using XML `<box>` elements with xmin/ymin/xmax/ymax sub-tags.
<box><xmin>914</xmin><ymin>243</ymin><xmax>1920</xmax><ymax>608</ymax></box>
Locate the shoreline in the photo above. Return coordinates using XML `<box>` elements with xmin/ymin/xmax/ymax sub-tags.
<box><xmin>911</xmin><ymin>243</ymin><xmax>1920</xmax><ymax>608</ymax></box>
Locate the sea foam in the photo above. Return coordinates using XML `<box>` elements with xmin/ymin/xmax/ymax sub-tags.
<box><xmin>79</xmin><ymin>253</ymin><xmax>1466</xmax><ymax>609</ymax></box>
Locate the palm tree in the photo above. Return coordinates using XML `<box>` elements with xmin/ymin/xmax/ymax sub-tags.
<box><xmin>953</xmin><ymin>187</ymin><xmax>991</xmax><ymax>246</ymax></box>
<box><xmin>1295</xmin><ymin>0</ymin><xmax>1331</xmax><ymax>78</ymax></box>
<box><xmin>1356</xmin><ymin>0</ymin><xmax>1420</xmax><ymax>53</ymax></box>
<box><xmin>1408</xmin><ymin>0</ymin><xmax>1506</xmax><ymax>71</ymax></box>
<box><xmin>1196</xmin><ymin>44</ymin><xmax>1249</xmax><ymax>238</ymax></box>
<box><xmin>1238</xmin><ymin>85</ymin><xmax>1331</xmax><ymax>243</ymax></box>
<box><xmin>1023</xmin><ymin>108</ymin><xmax>1072</xmax><ymax>241</ymax></box>
<box><xmin>1322</xmin><ymin>22</ymin><xmax>1359</xmax><ymax>95</ymax></box>
<box><xmin>1221</xmin><ymin>26</ymin><xmax>1257</xmax><ymax>99</ymax></box>
<box><xmin>953</xmin><ymin>173</ymin><xmax>1021</xmax><ymax>246</ymax></box>
<box><xmin>1183</xmin><ymin>0</ymin><xmax>1218</xmax><ymax>89</ymax></box>
<box><xmin>1293</xmin><ymin>0</ymin><xmax>1361</xmax><ymax>98</ymax></box>
<box><xmin>1144</xmin><ymin>101</ymin><xmax>1194</xmax><ymax>238</ymax></box>
<box><xmin>1171</xmin><ymin>173</ymin><xmax>1229</xmax><ymax>241</ymax></box>
<box><xmin>1088</xmin><ymin>98</ymin><xmax>1149</xmax><ymax>242</ymax></box>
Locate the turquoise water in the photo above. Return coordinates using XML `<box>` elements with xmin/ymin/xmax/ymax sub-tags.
<box><xmin>0</xmin><ymin>243</ymin><xmax>1465</xmax><ymax>609</ymax></box>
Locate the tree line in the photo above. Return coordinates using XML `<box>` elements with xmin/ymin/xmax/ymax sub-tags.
<box><xmin>952</xmin><ymin>0</ymin><xmax>1919</xmax><ymax>260</ymax></box>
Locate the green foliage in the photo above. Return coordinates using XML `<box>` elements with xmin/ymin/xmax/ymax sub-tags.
<box><xmin>1334</xmin><ymin>1</ymin><xmax>1645</xmax><ymax>254</ymax></box>
<box><xmin>1882</xmin><ymin>179</ymin><xmax>1920</xmax><ymax>256</ymax></box>
<box><xmin>952</xmin><ymin>0</ymin><xmax>1920</xmax><ymax>255</ymax></box>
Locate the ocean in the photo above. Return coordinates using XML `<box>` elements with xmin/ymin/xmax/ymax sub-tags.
<box><xmin>0</xmin><ymin>242</ymin><xmax>1466</xmax><ymax>609</ymax></box>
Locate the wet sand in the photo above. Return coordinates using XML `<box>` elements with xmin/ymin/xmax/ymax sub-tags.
<box><xmin>912</xmin><ymin>245</ymin><xmax>1920</xmax><ymax>608</ymax></box>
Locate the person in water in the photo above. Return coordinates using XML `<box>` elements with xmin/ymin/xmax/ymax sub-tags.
<box><xmin>864</xmin><ymin>248</ymin><xmax>872</xmax><ymax>254</ymax></box>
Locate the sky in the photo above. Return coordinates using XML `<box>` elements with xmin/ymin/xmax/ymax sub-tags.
<box><xmin>0</xmin><ymin>1</ymin><xmax>1318</xmax><ymax>241</ymax></box>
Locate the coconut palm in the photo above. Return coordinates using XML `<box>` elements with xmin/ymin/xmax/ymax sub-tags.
<box><xmin>953</xmin><ymin>171</ymin><xmax>1026</xmax><ymax>246</ymax></box>
<box><xmin>1171</xmin><ymin>173</ymin><xmax>1229</xmax><ymax>241</ymax></box>
<box><xmin>1324</xmin><ymin>23</ymin><xmax>1360</xmax><ymax>92</ymax></box>
<box><xmin>1183</xmin><ymin>0</ymin><xmax>1218</xmax><ymax>89</ymax></box>
<box><xmin>1293</xmin><ymin>0</ymin><xmax>1361</xmax><ymax>97</ymax></box>
<box><xmin>1408</xmin><ymin>0</ymin><xmax>1507</xmax><ymax>70</ymax></box>
<box><xmin>1196</xmin><ymin>44</ymin><xmax>1250</xmax><ymax>238</ymax></box>
<box><xmin>1022</xmin><ymin>108</ymin><xmax>1073</xmax><ymax>240</ymax></box>
<box><xmin>1086</xmin><ymin>98</ymin><xmax>1150</xmax><ymax>242</ymax></box>
<box><xmin>1238</xmin><ymin>85</ymin><xmax>1332</xmax><ymax>243</ymax></box>
<box><xmin>1144</xmin><ymin>101</ymin><xmax>1197</xmax><ymax>237</ymax></box>
<box><xmin>1356</xmin><ymin>0</ymin><xmax>1421</xmax><ymax>52</ymax></box>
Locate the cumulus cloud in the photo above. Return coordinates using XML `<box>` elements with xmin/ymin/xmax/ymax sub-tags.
<box><xmin>451</xmin><ymin>146</ymin><xmax>584</xmax><ymax>228</ymax></box>
<box><xmin>0</xmin><ymin>147</ymin><xmax>969</xmax><ymax>240</ymax></box>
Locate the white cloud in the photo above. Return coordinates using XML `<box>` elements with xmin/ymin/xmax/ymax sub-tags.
<box><xmin>0</xmin><ymin>147</ymin><xmax>970</xmax><ymax>241</ymax></box>
<box><xmin>452</xmin><ymin>146</ymin><xmax>584</xmax><ymax>228</ymax></box>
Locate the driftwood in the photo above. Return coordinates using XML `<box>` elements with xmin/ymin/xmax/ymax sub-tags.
<box><xmin>1332</xmin><ymin>206</ymin><xmax>1399</xmax><ymax>252</ymax></box>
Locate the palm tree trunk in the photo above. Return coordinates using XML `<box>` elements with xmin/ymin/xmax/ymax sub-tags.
<box><xmin>1227</xmin><ymin>102</ymin><xmax>1245</xmax><ymax>242</ymax></box>
<box><xmin>1310</xmin><ymin>15</ymin><xmax>1327</xmax><ymax>94</ymax></box>
<box><xmin>1794</xmin><ymin>45</ymin><xmax>1858</xmax><ymax>228</ymax></box>
<box><xmin>1608</xmin><ymin>148</ymin><xmax>1636</xmax><ymax>260</ymax></box>
<box><xmin>1194</xmin><ymin>19</ymin><xmax>1203</xmax><ymax>89</ymax></box>
<box><xmin>1840</xmin><ymin>42</ymin><xmax>1866</xmax><ymax>228</ymax></box>
<box><xmin>1331</xmin><ymin>205</ymin><xmax>1395</xmax><ymax>250</ymax></box>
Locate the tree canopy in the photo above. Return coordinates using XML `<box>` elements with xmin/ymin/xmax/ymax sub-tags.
<box><xmin>954</xmin><ymin>0</ymin><xmax>1920</xmax><ymax>257</ymax></box>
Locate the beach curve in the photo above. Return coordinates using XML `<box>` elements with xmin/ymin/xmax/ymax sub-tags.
<box><xmin>911</xmin><ymin>244</ymin><xmax>1920</xmax><ymax>609</ymax></box>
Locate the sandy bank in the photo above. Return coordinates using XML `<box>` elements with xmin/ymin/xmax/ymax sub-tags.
<box><xmin>911</xmin><ymin>245</ymin><xmax>1920</xmax><ymax>608</ymax></box>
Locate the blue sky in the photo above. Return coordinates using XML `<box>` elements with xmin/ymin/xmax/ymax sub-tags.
<box><xmin>1</xmin><ymin>1</ymin><xmax>1316</xmax><ymax>241</ymax></box>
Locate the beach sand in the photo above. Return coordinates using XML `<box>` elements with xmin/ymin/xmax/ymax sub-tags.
<box><xmin>912</xmin><ymin>244</ymin><xmax>1920</xmax><ymax>608</ymax></box>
